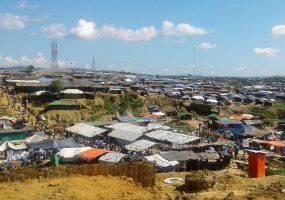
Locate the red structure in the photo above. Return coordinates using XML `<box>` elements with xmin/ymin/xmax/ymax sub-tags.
<box><xmin>247</xmin><ymin>150</ymin><xmax>266</xmax><ymax>178</ymax></box>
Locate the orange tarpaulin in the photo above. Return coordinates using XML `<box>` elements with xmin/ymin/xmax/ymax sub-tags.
<box><xmin>261</xmin><ymin>140</ymin><xmax>284</xmax><ymax>147</ymax></box>
<box><xmin>229</xmin><ymin>115</ymin><xmax>252</xmax><ymax>121</ymax></box>
<box><xmin>140</xmin><ymin>113</ymin><xmax>160</xmax><ymax>120</ymax></box>
<box><xmin>79</xmin><ymin>149</ymin><xmax>111</xmax><ymax>161</ymax></box>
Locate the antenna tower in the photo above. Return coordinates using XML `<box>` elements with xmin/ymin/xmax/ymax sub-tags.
<box><xmin>92</xmin><ymin>57</ymin><xmax>95</xmax><ymax>73</ymax></box>
<box><xmin>51</xmin><ymin>41</ymin><xmax>58</xmax><ymax>70</ymax></box>
<box><xmin>193</xmin><ymin>46</ymin><xmax>196</xmax><ymax>77</ymax></box>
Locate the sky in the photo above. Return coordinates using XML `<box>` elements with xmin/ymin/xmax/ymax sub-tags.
<box><xmin>0</xmin><ymin>0</ymin><xmax>285</xmax><ymax>76</ymax></box>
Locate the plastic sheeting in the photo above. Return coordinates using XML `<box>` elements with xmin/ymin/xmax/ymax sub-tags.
<box><xmin>0</xmin><ymin>141</ymin><xmax>27</xmax><ymax>152</ymax></box>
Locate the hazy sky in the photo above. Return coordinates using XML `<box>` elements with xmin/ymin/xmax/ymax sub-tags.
<box><xmin>0</xmin><ymin>0</ymin><xmax>285</xmax><ymax>76</ymax></box>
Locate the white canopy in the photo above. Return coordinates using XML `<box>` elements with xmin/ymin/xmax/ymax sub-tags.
<box><xmin>56</xmin><ymin>147</ymin><xmax>91</xmax><ymax>162</ymax></box>
<box><xmin>60</xmin><ymin>89</ymin><xmax>84</xmax><ymax>94</ymax></box>
<box><xmin>0</xmin><ymin>141</ymin><xmax>27</xmax><ymax>152</ymax></box>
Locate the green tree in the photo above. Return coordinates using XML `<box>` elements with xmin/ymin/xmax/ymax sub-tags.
<box><xmin>49</xmin><ymin>80</ymin><xmax>65</xmax><ymax>93</ymax></box>
<box><xmin>27</xmin><ymin>65</ymin><xmax>35</xmax><ymax>73</ymax></box>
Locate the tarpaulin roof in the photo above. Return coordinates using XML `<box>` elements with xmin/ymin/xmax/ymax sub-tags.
<box><xmin>0</xmin><ymin>141</ymin><xmax>27</xmax><ymax>152</ymax></box>
<box><xmin>98</xmin><ymin>152</ymin><xmax>126</xmax><ymax>163</ymax></box>
<box><xmin>261</xmin><ymin>140</ymin><xmax>285</xmax><ymax>147</ymax></box>
<box><xmin>57</xmin><ymin>147</ymin><xmax>91</xmax><ymax>159</ymax></box>
<box><xmin>124</xmin><ymin>139</ymin><xmax>156</xmax><ymax>152</ymax></box>
<box><xmin>106</xmin><ymin>123</ymin><xmax>148</xmax><ymax>134</ymax></box>
<box><xmin>160</xmin><ymin>150</ymin><xmax>200</xmax><ymax>161</ymax></box>
<box><xmin>108</xmin><ymin>129</ymin><xmax>143</xmax><ymax>142</ymax></box>
<box><xmin>55</xmin><ymin>137</ymin><xmax>80</xmax><ymax>148</ymax></box>
<box><xmin>66</xmin><ymin>123</ymin><xmax>107</xmax><ymax>138</ymax></box>
<box><xmin>145</xmin><ymin>154</ymin><xmax>179</xmax><ymax>168</ymax></box>
<box><xmin>25</xmin><ymin>132</ymin><xmax>45</xmax><ymax>144</ymax></box>
<box><xmin>146</xmin><ymin>130</ymin><xmax>200</xmax><ymax>145</ymax></box>
<box><xmin>28</xmin><ymin>139</ymin><xmax>59</xmax><ymax>150</ymax></box>
<box><xmin>79</xmin><ymin>148</ymin><xmax>110</xmax><ymax>161</ymax></box>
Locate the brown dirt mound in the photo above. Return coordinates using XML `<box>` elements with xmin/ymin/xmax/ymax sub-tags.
<box><xmin>185</xmin><ymin>170</ymin><xmax>217</xmax><ymax>192</ymax></box>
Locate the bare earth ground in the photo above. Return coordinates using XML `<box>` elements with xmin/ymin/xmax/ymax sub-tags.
<box><xmin>1</xmin><ymin>169</ymin><xmax>285</xmax><ymax>200</ymax></box>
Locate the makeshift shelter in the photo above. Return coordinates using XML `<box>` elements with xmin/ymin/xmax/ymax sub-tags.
<box><xmin>124</xmin><ymin>139</ymin><xmax>156</xmax><ymax>152</ymax></box>
<box><xmin>98</xmin><ymin>152</ymin><xmax>126</xmax><ymax>164</ymax></box>
<box><xmin>145</xmin><ymin>154</ymin><xmax>178</xmax><ymax>172</ymax></box>
<box><xmin>56</xmin><ymin>147</ymin><xmax>91</xmax><ymax>163</ymax></box>
<box><xmin>0</xmin><ymin>141</ymin><xmax>27</xmax><ymax>160</ymax></box>
<box><xmin>0</xmin><ymin>116</ymin><xmax>16</xmax><ymax>129</ymax></box>
<box><xmin>66</xmin><ymin>123</ymin><xmax>107</xmax><ymax>138</ymax></box>
<box><xmin>78</xmin><ymin>148</ymin><xmax>110</xmax><ymax>162</ymax></box>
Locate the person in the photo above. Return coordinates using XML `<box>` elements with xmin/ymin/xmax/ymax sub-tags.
<box><xmin>234</xmin><ymin>144</ymin><xmax>240</xmax><ymax>159</ymax></box>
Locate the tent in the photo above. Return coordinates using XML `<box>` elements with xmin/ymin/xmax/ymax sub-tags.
<box><xmin>0</xmin><ymin>141</ymin><xmax>27</xmax><ymax>152</ymax></box>
<box><xmin>0</xmin><ymin>141</ymin><xmax>27</xmax><ymax>160</ymax></box>
<box><xmin>56</xmin><ymin>147</ymin><xmax>91</xmax><ymax>163</ymax></box>
<box><xmin>78</xmin><ymin>148</ymin><xmax>110</xmax><ymax>161</ymax></box>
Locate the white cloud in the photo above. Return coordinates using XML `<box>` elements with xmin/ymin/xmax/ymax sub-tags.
<box><xmin>100</xmin><ymin>25</ymin><xmax>157</xmax><ymax>41</ymax></box>
<box><xmin>0</xmin><ymin>52</ymin><xmax>48</xmax><ymax>67</ymax></box>
<box><xmin>199</xmin><ymin>42</ymin><xmax>217</xmax><ymax>50</ymax></box>
<box><xmin>70</xmin><ymin>19</ymin><xmax>98</xmax><ymax>40</ymax></box>
<box><xmin>0</xmin><ymin>13</ymin><xmax>26</xmax><ymax>30</ymax></box>
<box><xmin>0</xmin><ymin>13</ymin><xmax>48</xmax><ymax>31</ymax></box>
<box><xmin>42</xmin><ymin>19</ymin><xmax>207</xmax><ymax>41</ymax></box>
<box><xmin>234</xmin><ymin>65</ymin><xmax>248</xmax><ymax>72</ymax></box>
<box><xmin>272</xmin><ymin>25</ymin><xmax>285</xmax><ymax>38</ymax></box>
<box><xmin>41</xmin><ymin>24</ymin><xmax>69</xmax><ymax>38</ymax></box>
<box><xmin>254</xmin><ymin>48</ymin><xmax>279</xmax><ymax>57</ymax></box>
<box><xmin>162</xmin><ymin>20</ymin><xmax>208</xmax><ymax>36</ymax></box>
<box><xmin>15</xmin><ymin>1</ymin><xmax>38</xmax><ymax>9</ymax></box>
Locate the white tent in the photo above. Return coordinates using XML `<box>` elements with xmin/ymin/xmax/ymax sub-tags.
<box><xmin>192</xmin><ymin>96</ymin><xmax>205</xmax><ymax>101</ymax></box>
<box><xmin>0</xmin><ymin>141</ymin><xmax>27</xmax><ymax>152</ymax></box>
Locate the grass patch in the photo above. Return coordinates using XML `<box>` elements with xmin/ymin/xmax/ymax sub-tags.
<box><xmin>266</xmin><ymin>167</ymin><xmax>285</xmax><ymax>175</ymax></box>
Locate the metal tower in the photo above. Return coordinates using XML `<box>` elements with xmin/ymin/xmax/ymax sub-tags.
<box><xmin>193</xmin><ymin>46</ymin><xmax>196</xmax><ymax>77</ymax></box>
<box><xmin>92</xmin><ymin>57</ymin><xmax>95</xmax><ymax>73</ymax></box>
<box><xmin>51</xmin><ymin>41</ymin><xmax>58</xmax><ymax>70</ymax></box>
